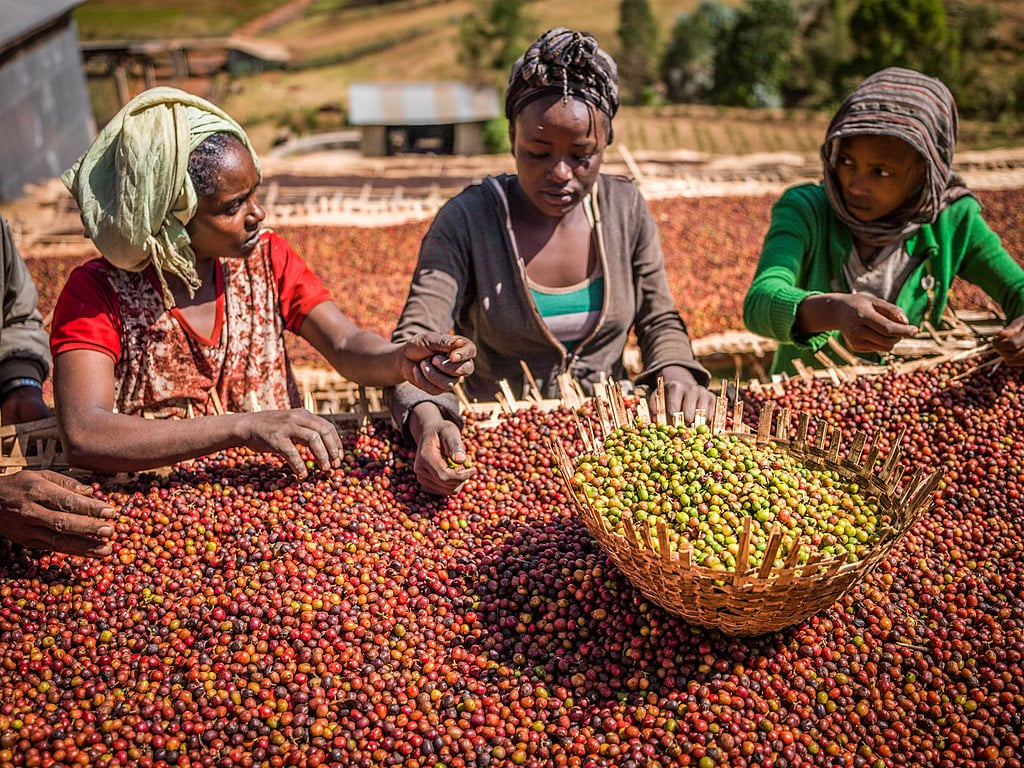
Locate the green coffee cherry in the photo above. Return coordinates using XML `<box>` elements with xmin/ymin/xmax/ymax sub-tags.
<box><xmin>571</xmin><ymin>423</ymin><xmax>881</xmax><ymax>571</ymax></box>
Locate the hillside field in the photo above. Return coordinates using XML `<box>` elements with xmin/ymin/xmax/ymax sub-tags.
<box><xmin>74</xmin><ymin>0</ymin><xmax>1024</xmax><ymax>156</ymax></box>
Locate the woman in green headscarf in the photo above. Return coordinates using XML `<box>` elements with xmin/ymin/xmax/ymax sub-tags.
<box><xmin>50</xmin><ymin>87</ymin><xmax>475</xmax><ymax>478</ymax></box>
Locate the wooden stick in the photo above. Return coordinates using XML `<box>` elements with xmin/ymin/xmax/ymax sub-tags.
<box><xmin>758</xmin><ymin>526</ymin><xmax>783</xmax><ymax>578</ymax></box>
<box><xmin>756</xmin><ymin>401</ymin><xmax>775</xmax><ymax>444</ymax></box>
<box><xmin>453</xmin><ymin>382</ymin><xmax>472</xmax><ymax>408</ymax></box>
<box><xmin>622</xmin><ymin>511</ymin><xmax>640</xmax><ymax>548</ymax></box>
<box><xmin>655</xmin><ymin>377</ymin><xmax>667</xmax><ymax>424</ymax></box>
<box><xmin>594</xmin><ymin>396</ymin><xmax>613</xmax><ymax>439</ymax></box>
<box><xmin>519</xmin><ymin>360</ymin><xmax>541</xmax><ymax>401</ymax></box>
<box><xmin>793</xmin><ymin>358</ymin><xmax>812</xmax><ymax>380</ymax></box>
<box><xmin>783</xmin><ymin>540</ymin><xmax>803</xmax><ymax>569</ymax></box>
<box><xmin>498</xmin><ymin>380</ymin><xmax>518</xmax><ymax>413</ymax></box>
<box><xmin>735</xmin><ymin>516</ymin><xmax>753</xmax><ymax>580</ymax></box>
<box><xmin>357</xmin><ymin>387</ymin><xmax>371</xmax><ymax>429</ymax></box>
<box><xmin>573</xmin><ymin>410</ymin><xmax>596</xmax><ymax>453</ymax></box>
<box><xmin>775</xmin><ymin>408</ymin><xmax>791</xmax><ymax>443</ymax></box>
<box><xmin>845</xmin><ymin>431</ymin><xmax>867</xmax><ymax>468</ymax></box>
<box><xmin>826</xmin><ymin>428</ymin><xmax>842</xmax><ymax>464</ymax></box>
<box><xmin>656</xmin><ymin>519</ymin><xmax>674</xmax><ymax>561</ymax></box>
<box><xmin>494</xmin><ymin>390</ymin><xmax>513</xmax><ymax>414</ymax></box>
<box><xmin>712</xmin><ymin>386</ymin><xmax>728</xmax><ymax>433</ymax></box>
<box><xmin>635</xmin><ymin>397</ymin><xmax>651</xmax><ymax>425</ymax></box>
<box><xmin>209</xmin><ymin>388</ymin><xmax>226</xmax><ymax>416</ymax></box>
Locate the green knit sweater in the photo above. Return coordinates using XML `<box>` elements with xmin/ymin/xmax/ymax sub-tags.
<box><xmin>743</xmin><ymin>183</ymin><xmax>1024</xmax><ymax>376</ymax></box>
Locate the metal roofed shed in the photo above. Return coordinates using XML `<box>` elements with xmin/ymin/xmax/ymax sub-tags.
<box><xmin>0</xmin><ymin>0</ymin><xmax>94</xmax><ymax>201</ymax></box>
<box><xmin>348</xmin><ymin>82</ymin><xmax>501</xmax><ymax>157</ymax></box>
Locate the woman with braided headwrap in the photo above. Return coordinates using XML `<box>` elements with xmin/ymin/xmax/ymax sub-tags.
<box><xmin>744</xmin><ymin>67</ymin><xmax>1024</xmax><ymax>376</ymax></box>
<box><xmin>50</xmin><ymin>87</ymin><xmax>475</xmax><ymax>479</ymax></box>
<box><xmin>389</xmin><ymin>28</ymin><xmax>713</xmax><ymax>494</ymax></box>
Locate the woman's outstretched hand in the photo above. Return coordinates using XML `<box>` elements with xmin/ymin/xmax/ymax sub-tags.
<box><xmin>399</xmin><ymin>334</ymin><xmax>476</xmax><ymax>394</ymax></box>
<box><xmin>797</xmin><ymin>293</ymin><xmax>918</xmax><ymax>354</ymax></box>
<box><xmin>234</xmin><ymin>409</ymin><xmax>343</xmax><ymax>478</ymax></box>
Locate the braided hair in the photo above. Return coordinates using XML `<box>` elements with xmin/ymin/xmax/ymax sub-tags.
<box><xmin>505</xmin><ymin>28</ymin><xmax>619</xmax><ymax>142</ymax></box>
<box><xmin>188</xmin><ymin>132</ymin><xmax>245</xmax><ymax>198</ymax></box>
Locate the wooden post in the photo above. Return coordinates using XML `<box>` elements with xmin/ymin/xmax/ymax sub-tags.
<box><xmin>113</xmin><ymin>62</ymin><xmax>130</xmax><ymax>107</ymax></box>
<box><xmin>172</xmin><ymin>48</ymin><xmax>189</xmax><ymax>81</ymax></box>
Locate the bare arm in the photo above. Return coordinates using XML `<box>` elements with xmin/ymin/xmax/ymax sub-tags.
<box><xmin>53</xmin><ymin>349</ymin><xmax>342</xmax><ymax>477</ymax></box>
<box><xmin>299</xmin><ymin>302</ymin><xmax>475</xmax><ymax>391</ymax></box>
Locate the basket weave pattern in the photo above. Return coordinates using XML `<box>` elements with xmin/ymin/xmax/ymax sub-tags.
<box><xmin>551</xmin><ymin>384</ymin><xmax>942</xmax><ymax>636</ymax></box>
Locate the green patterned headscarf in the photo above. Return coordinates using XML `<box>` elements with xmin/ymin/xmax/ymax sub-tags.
<box><xmin>62</xmin><ymin>86</ymin><xmax>260</xmax><ymax>307</ymax></box>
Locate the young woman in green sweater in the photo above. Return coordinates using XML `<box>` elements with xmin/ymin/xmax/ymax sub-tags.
<box><xmin>743</xmin><ymin>67</ymin><xmax>1024</xmax><ymax>376</ymax></box>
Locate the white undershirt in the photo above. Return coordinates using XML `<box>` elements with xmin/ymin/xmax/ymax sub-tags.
<box><xmin>842</xmin><ymin>241</ymin><xmax>923</xmax><ymax>304</ymax></box>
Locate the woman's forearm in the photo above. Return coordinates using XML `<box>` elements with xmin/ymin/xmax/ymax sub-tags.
<box><xmin>58</xmin><ymin>407</ymin><xmax>249</xmax><ymax>473</ymax></box>
<box><xmin>322</xmin><ymin>330</ymin><xmax>405</xmax><ymax>386</ymax></box>
<box><xmin>299</xmin><ymin>304</ymin><xmax>407</xmax><ymax>387</ymax></box>
<box><xmin>793</xmin><ymin>294</ymin><xmax>842</xmax><ymax>336</ymax></box>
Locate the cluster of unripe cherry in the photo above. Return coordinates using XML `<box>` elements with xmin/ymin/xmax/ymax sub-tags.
<box><xmin>571</xmin><ymin>422</ymin><xmax>881</xmax><ymax>571</ymax></box>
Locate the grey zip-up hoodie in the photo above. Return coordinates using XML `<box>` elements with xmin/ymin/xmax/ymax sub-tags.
<box><xmin>389</xmin><ymin>173</ymin><xmax>709</xmax><ymax>429</ymax></box>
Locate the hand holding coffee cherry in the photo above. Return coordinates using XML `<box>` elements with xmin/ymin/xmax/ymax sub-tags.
<box><xmin>233</xmin><ymin>408</ymin><xmax>343</xmax><ymax>478</ymax></box>
<box><xmin>992</xmin><ymin>314</ymin><xmax>1024</xmax><ymax>366</ymax></box>
<box><xmin>408</xmin><ymin>402</ymin><xmax>475</xmax><ymax>495</ymax></box>
<box><xmin>399</xmin><ymin>333</ymin><xmax>475</xmax><ymax>395</ymax></box>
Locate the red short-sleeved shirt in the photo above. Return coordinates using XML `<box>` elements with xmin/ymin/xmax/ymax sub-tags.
<box><xmin>51</xmin><ymin>231</ymin><xmax>332</xmax><ymax>418</ymax></box>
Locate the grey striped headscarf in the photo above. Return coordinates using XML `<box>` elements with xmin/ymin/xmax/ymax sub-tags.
<box><xmin>505</xmin><ymin>28</ymin><xmax>619</xmax><ymax>142</ymax></box>
<box><xmin>821</xmin><ymin>67</ymin><xmax>973</xmax><ymax>246</ymax></box>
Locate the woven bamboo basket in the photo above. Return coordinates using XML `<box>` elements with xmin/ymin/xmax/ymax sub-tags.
<box><xmin>550</xmin><ymin>381</ymin><xmax>943</xmax><ymax>636</ymax></box>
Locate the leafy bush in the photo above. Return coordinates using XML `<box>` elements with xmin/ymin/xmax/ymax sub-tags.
<box><xmin>482</xmin><ymin>117</ymin><xmax>511</xmax><ymax>155</ymax></box>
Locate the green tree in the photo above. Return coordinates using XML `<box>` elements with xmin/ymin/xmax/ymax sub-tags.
<box><xmin>712</xmin><ymin>0</ymin><xmax>798</xmax><ymax>108</ymax></box>
<box><xmin>784</xmin><ymin>0</ymin><xmax>855</xmax><ymax>107</ymax></box>
<box><xmin>847</xmin><ymin>0</ymin><xmax>954</xmax><ymax>82</ymax></box>
<box><xmin>458</xmin><ymin>0</ymin><xmax>534</xmax><ymax>87</ymax></box>
<box><xmin>941</xmin><ymin>1</ymin><xmax>1003</xmax><ymax>119</ymax></box>
<box><xmin>618</xmin><ymin>0</ymin><xmax>661</xmax><ymax>104</ymax></box>
<box><xmin>660</xmin><ymin>1</ymin><xmax>735</xmax><ymax>103</ymax></box>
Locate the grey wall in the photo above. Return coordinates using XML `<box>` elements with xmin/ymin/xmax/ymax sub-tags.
<box><xmin>0</xmin><ymin>19</ymin><xmax>94</xmax><ymax>201</ymax></box>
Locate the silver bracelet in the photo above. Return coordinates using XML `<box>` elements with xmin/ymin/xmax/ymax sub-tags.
<box><xmin>0</xmin><ymin>377</ymin><xmax>43</xmax><ymax>398</ymax></box>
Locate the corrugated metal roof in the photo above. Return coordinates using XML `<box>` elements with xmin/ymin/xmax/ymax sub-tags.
<box><xmin>348</xmin><ymin>82</ymin><xmax>500</xmax><ymax>126</ymax></box>
<box><xmin>0</xmin><ymin>0</ymin><xmax>85</xmax><ymax>51</ymax></box>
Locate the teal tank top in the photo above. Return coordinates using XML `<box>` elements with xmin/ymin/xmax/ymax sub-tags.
<box><xmin>529</xmin><ymin>276</ymin><xmax>604</xmax><ymax>352</ymax></box>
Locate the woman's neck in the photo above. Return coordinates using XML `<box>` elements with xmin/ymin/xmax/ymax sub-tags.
<box><xmin>167</xmin><ymin>256</ymin><xmax>217</xmax><ymax>308</ymax></box>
